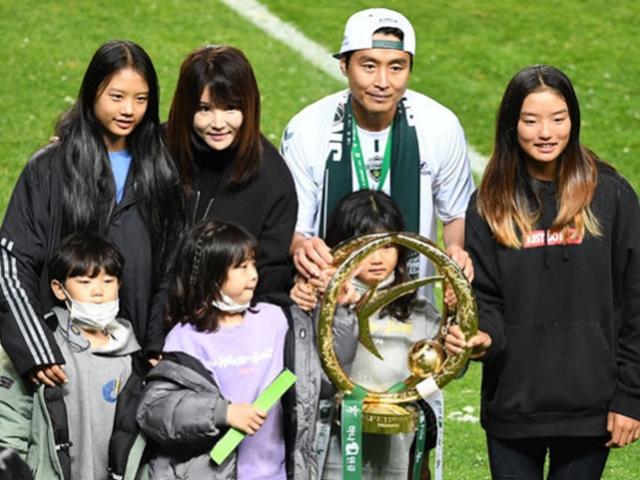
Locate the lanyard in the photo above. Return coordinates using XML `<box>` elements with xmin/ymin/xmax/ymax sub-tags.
<box><xmin>351</xmin><ymin>122</ymin><xmax>392</xmax><ymax>191</ymax></box>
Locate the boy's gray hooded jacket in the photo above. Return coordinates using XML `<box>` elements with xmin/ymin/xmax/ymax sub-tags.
<box><xmin>0</xmin><ymin>308</ymin><xmax>150</xmax><ymax>480</ymax></box>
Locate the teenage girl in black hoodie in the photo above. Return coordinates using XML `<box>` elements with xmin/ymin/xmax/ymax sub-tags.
<box><xmin>446</xmin><ymin>65</ymin><xmax>640</xmax><ymax>479</ymax></box>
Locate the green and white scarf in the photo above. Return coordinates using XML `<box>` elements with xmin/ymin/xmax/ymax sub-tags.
<box><xmin>320</xmin><ymin>94</ymin><xmax>421</xmax><ymax>236</ymax></box>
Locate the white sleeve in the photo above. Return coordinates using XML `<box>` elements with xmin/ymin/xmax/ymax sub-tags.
<box><xmin>280</xmin><ymin>119</ymin><xmax>323</xmax><ymax>237</ymax></box>
<box><xmin>431</xmin><ymin>117</ymin><xmax>475</xmax><ymax>223</ymax></box>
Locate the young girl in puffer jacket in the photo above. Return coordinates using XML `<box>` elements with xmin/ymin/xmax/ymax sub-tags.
<box><xmin>136</xmin><ymin>220</ymin><xmax>355</xmax><ymax>479</ymax></box>
<box><xmin>290</xmin><ymin>190</ymin><xmax>441</xmax><ymax>479</ymax></box>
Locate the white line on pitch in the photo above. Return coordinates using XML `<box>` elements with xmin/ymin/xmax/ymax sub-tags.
<box><xmin>219</xmin><ymin>0</ymin><xmax>487</xmax><ymax>175</ymax></box>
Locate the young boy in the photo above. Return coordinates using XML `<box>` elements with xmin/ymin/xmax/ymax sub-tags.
<box><xmin>0</xmin><ymin>232</ymin><xmax>148</xmax><ymax>480</ymax></box>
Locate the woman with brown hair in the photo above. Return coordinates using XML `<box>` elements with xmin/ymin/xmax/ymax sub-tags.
<box><xmin>446</xmin><ymin>65</ymin><xmax>640</xmax><ymax>479</ymax></box>
<box><xmin>166</xmin><ymin>45</ymin><xmax>297</xmax><ymax>295</ymax></box>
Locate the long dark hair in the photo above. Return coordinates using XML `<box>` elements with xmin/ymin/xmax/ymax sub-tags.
<box><xmin>167</xmin><ymin>45</ymin><xmax>263</xmax><ymax>193</ymax></box>
<box><xmin>477</xmin><ymin>64</ymin><xmax>600</xmax><ymax>247</ymax></box>
<box><xmin>325</xmin><ymin>190</ymin><xmax>415</xmax><ymax>320</ymax></box>
<box><xmin>166</xmin><ymin>220</ymin><xmax>257</xmax><ymax>332</ymax></box>
<box><xmin>55</xmin><ymin>40</ymin><xmax>183</xmax><ymax>269</ymax></box>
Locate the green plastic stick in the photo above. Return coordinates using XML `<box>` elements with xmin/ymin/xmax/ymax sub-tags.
<box><xmin>210</xmin><ymin>369</ymin><xmax>297</xmax><ymax>464</ymax></box>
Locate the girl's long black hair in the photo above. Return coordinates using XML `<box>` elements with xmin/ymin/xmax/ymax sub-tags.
<box><xmin>55</xmin><ymin>40</ymin><xmax>184</xmax><ymax>271</ymax></box>
<box><xmin>325</xmin><ymin>190</ymin><xmax>415</xmax><ymax>320</ymax></box>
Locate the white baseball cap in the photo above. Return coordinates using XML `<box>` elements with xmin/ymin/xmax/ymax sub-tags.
<box><xmin>334</xmin><ymin>8</ymin><xmax>416</xmax><ymax>58</ymax></box>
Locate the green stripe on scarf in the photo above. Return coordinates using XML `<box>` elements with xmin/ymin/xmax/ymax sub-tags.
<box><xmin>320</xmin><ymin>95</ymin><xmax>420</xmax><ymax>236</ymax></box>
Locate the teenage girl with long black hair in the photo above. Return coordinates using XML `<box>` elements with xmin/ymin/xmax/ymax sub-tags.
<box><xmin>0</xmin><ymin>40</ymin><xmax>183</xmax><ymax>386</ymax></box>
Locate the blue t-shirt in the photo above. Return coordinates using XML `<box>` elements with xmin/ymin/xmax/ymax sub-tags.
<box><xmin>109</xmin><ymin>150</ymin><xmax>132</xmax><ymax>204</ymax></box>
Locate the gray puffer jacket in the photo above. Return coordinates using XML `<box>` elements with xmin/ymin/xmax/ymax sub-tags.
<box><xmin>136</xmin><ymin>297</ymin><xmax>357</xmax><ymax>479</ymax></box>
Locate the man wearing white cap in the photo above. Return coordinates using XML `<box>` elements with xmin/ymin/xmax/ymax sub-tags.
<box><xmin>281</xmin><ymin>8</ymin><xmax>475</xmax><ymax>285</ymax></box>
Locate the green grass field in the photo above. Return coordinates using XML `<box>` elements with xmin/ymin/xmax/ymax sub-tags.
<box><xmin>1</xmin><ymin>1</ymin><xmax>638</xmax><ymax>478</ymax></box>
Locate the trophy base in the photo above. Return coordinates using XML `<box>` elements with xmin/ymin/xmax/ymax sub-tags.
<box><xmin>362</xmin><ymin>403</ymin><xmax>418</xmax><ymax>435</ymax></box>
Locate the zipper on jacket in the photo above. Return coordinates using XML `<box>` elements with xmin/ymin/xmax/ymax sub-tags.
<box><xmin>192</xmin><ymin>191</ymin><xmax>201</xmax><ymax>224</ymax></box>
<box><xmin>192</xmin><ymin>190</ymin><xmax>215</xmax><ymax>223</ymax></box>
<box><xmin>202</xmin><ymin>198</ymin><xmax>215</xmax><ymax>221</ymax></box>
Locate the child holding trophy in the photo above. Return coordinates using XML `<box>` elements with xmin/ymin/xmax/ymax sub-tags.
<box><xmin>291</xmin><ymin>189</ymin><xmax>441</xmax><ymax>479</ymax></box>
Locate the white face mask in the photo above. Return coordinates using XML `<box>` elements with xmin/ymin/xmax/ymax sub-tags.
<box><xmin>60</xmin><ymin>285</ymin><xmax>119</xmax><ymax>330</ymax></box>
<box><xmin>211</xmin><ymin>290</ymin><xmax>250</xmax><ymax>314</ymax></box>
<box><xmin>69</xmin><ymin>298</ymin><xmax>120</xmax><ymax>330</ymax></box>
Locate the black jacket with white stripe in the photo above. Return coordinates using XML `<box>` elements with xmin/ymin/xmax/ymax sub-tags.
<box><xmin>0</xmin><ymin>143</ymin><xmax>168</xmax><ymax>375</ymax></box>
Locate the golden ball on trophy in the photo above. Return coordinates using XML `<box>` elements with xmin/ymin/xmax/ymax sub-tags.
<box><xmin>408</xmin><ymin>339</ymin><xmax>447</xmax><ymax>378</ymax></box>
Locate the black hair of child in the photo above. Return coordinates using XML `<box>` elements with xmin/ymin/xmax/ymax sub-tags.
<box><xmin>48</xmin><ymin>232</ymin><xmax>125</xmax><ymax>283</ymax></box>
<box><xmin>325</xmin><ymin>189</ymin><xmax>416</xmax><ymax>320</ymax></box>
<box><xmin>166</xmin><ymin>220</ymin><xmax>258</xmax><ymax>332</ymax></box>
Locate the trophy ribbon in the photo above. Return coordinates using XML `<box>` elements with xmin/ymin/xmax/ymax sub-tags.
<box><xmin>416</xmin><ymin>377</ymin><xmax>445</xmax><ymax>480</ymax></box>
<box><xmin>387</xmin><ymin>381</ymin><xmax>429</xmax><ymax>480</ymax></box>
<box><xmin>412</xmin><ymin>409</ymin><xmax>427</xmax><ymax>480</ymax></box>
<box><xmin>341</xmin><ymin>384</ymin><xmax>367</xmax><ymax>479</ymax></box>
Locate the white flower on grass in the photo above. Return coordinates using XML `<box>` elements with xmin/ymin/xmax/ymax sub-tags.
<box><xmin>447</xmin><ymin>405</ymin><xmax>479</xmax><ymax>423</ymax></box>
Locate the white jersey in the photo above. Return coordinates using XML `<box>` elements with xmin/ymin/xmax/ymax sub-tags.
<box><xmin>280</xmin><ymin>89</ymin><xmax>475</xmax><ymax>293</ymax></box>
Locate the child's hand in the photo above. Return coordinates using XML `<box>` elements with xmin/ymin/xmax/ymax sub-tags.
<box><xmin>30</xmin><ymin>363</ymin><xmax>68</xmax><ymax>386</ymax></box>
<box><xmin>290</xmin><ymin>276</ymin><xmax>318</xmax><ymax>311</ymax></box>
<box><xmin>337</xmin><ymin>278</ymin><xmax>361</xmax><ymax>306</ymax></box>
<box><xmin>226</xmin><ymin>403</ymin><xmax>267</xmax><ymax>435</ymax></box>
<box><xmin>148</xmin><ymin>354</ymin><xmax>162</xmax><ymax>367</ymax></box>
<box><xmin>445</xmin><ymin>324</ymin><xmax>492</xmax><ymax>359</ymax></box>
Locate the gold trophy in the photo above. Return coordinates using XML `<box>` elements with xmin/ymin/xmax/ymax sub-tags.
<box><xmin>317</xmin><ymin>232</ymin><xmax>478</xmax><ymax>434</ymax></box>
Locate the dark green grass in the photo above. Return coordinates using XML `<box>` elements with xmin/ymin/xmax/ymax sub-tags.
<box><xmin>0</xmin><ymin>0</ymin><xmax>341</xmax><ymax>212</ymax></box>
<box><xmin>1</xmin><ymin>1</ymin><xmax>639</xmax><ymax>477</ymax></box>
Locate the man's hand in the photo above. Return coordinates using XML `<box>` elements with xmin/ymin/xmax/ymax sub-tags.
<box><xmin>606</xmin><ymin>412</ymin><xmax>640</xmax><ymax>448</ymax></box>
<box><xmin>290</xmin><ymin>233</ymin><xmax>333</xmax><ymax>279</ymax></box>
<box><xmin>446</xmin><ymin>244</ymin><xmax>474</xmax><ymax>282</ymax></box>
<box><xmin>442</xmin><ymin>218</ymin><xmax>474</xmax><ymax>281</ymax></box>
<box><xmin>444</xmin><ymin>324</ymin><xmax>491</xmax><ymax>359</ymax></box>
<box><xmin>227</xmin><ymin>403</ymin><xmax>267</xmax><ymax>435</ymax></box>
<box><xmin>29</xmin><ymin>363</ymin><xmax>68</xmax><ymax>387</ymax></box>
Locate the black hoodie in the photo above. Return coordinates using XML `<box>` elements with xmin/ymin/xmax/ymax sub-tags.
<box><xmin>465</xmin><ymin>163</ymin><xmax>640</xmax><ymax>438</ymax></box>
<box><xmin>188</xmin><ymin>135</ymin><xmax>298</xmax><ymax>296</ymax></box>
